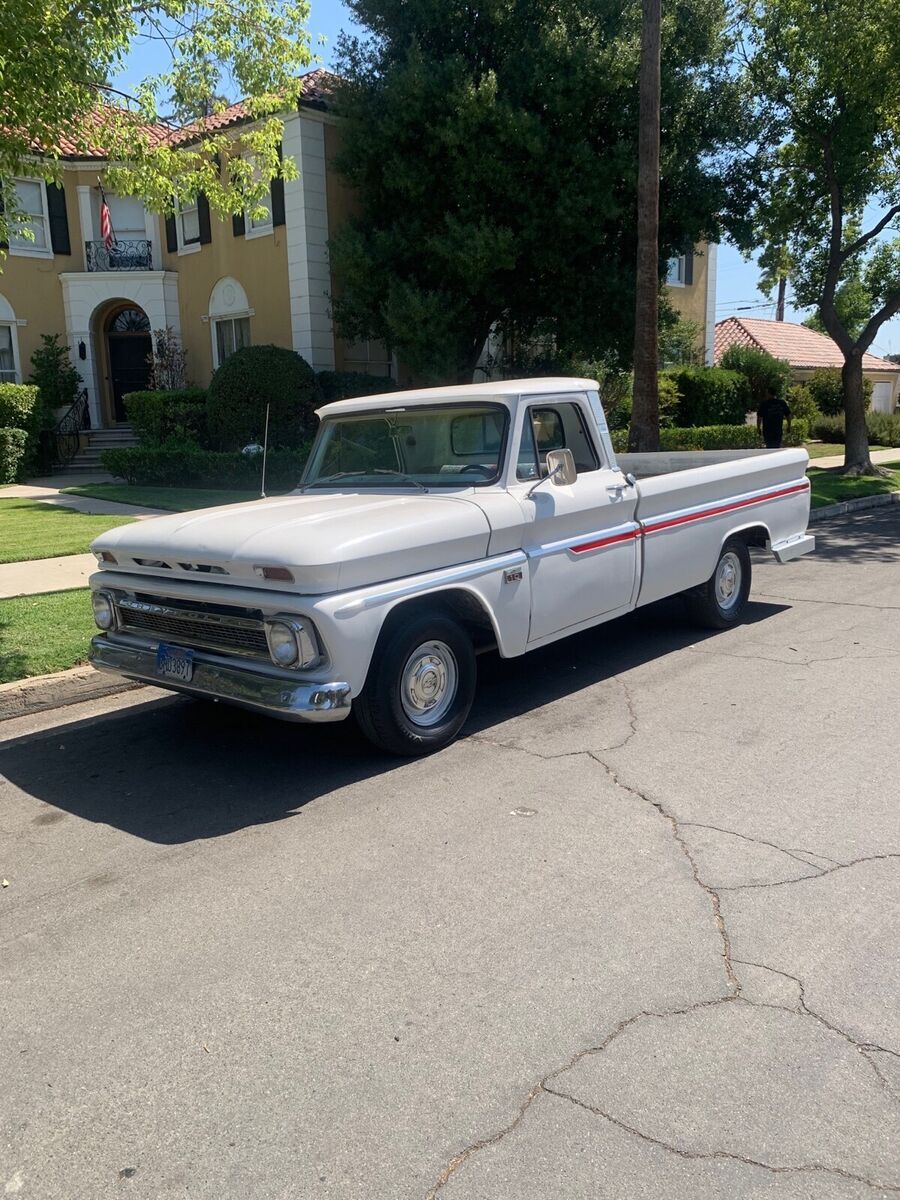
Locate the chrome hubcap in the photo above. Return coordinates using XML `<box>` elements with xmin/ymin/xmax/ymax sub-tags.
<box><xmin>715</xmin><ymin>551</ymin><xmax>742</xmax><ymax>610</ymax></box>
<box><xmin>400</xmin><ymin>641</ymin><xmax>458</xmax><ymax>727</ymax></box>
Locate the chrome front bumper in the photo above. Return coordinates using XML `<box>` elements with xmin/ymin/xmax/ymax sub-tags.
<box><xmin>89</xmin><ymin>636</ymin><xmax>352</xmax><ymax>723</ymax></box>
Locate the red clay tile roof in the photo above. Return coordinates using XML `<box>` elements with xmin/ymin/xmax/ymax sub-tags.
<box><xmin>50</xmin><ymin>69</ymin><xmax>335</xmax><ymax>158</ymax></box>
<box><xmin>714</xmin><ymin>316</ymin><xmax>900</xmax><ymax>373</ymax></box>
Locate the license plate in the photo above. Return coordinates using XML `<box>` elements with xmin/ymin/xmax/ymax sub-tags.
<box><xmin>155</xmin><ymin>642</ymin><xmax>194</xmax><ymax>682</ymax></box>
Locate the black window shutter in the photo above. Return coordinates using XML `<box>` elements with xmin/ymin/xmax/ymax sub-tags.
<box><xmin>165</xmin><ymin>213</ymin><xmax>178</xmax><ymax>253</ymax></box>
<box><xmin>46</xmin><ymin>183</ymin><xmax>71</xmax><ymax>255</ymax></box>
<box><xmin>271</xmin><ymin>142</ymin><xmax>285</xmax><ymax>228</ymax></box>
<box><xmin>683</xmin><ymin>247</ymin><xmax>694</xmax><ymax>286</ymax></box>
<box><xmin>197</xmin><ymin>192</ymin><xmax>212</xmax><ymax>244</ymax></box>
<box><xmin>0</xmin><ymin>187</ymin><xmax>7</xmax><ymax>252</ymax></box>
<box><xmin>232</xmin><ymin>210</ymin><xmax>245</xmax><ymax>237</ymax></box>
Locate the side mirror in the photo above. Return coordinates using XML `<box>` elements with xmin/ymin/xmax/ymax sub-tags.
<box><xmin>546</xmin><ymin>448</ymin><xmax>577</xmax><ymax>486</ymax></box>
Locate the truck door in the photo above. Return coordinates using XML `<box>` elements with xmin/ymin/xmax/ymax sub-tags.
<box><xmin>511</xmin><ymin>397</ymin><xmax>639</xmax><ymax>643</ymax></box>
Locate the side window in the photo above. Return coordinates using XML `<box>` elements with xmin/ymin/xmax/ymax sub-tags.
<box><xmin>516</xmin><ymin>402</ymin><xmax>600</xmax><ymax>481</ymax></box>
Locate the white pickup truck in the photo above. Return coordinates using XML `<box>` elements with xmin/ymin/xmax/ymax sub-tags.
<box><xmin>89</xmin><ymin>378</ymin><xmax>813</xmax><ymax>754</ymax></box>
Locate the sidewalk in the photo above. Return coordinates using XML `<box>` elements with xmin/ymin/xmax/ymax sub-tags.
<box><xmin>811</xmin><ymin>446</ymin><xmax>900</xmax><ymax>469</ymax></box>
<box><xmin>1</xmin><ymin>479</ymin><xmax>166</xmax><ymax>600</ymax></box>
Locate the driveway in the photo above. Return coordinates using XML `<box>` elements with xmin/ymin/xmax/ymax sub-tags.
<box><xmin>1</xmin><ymin>510</ymin><xmax>898</xmax><ymax>1199</ymax></box>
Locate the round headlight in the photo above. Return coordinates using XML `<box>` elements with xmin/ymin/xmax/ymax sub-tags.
<box><xmin>267</xmin><ymin>621</ymin><xmax>299</xmax><ymax>667</ymax></box>
<box><xmin>92</xmin><ymin>591</ymin><xmax>115</xmax><ymax>631</ymax></box>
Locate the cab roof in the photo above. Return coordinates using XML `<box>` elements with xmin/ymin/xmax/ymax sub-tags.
<box><xmin>318</xmin><ymin>377</ymin><xmax>599</xmax><ymax>417</ymax></box>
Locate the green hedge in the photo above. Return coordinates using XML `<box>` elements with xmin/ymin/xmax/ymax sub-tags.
<box><xmin>100</xmin><ymin>442</ymin><xmax>311</xmax><ymax>491</ymax></box>
<box><xmin>811</xmin><ymin>412</ymin><xmax>900</xmax><ymax>447</ymax></box>
<box><xmin>611</xmin><ymin>424</ymin><xmax>764</xmax><ymax>453</ymax></box>
<box><xmin>0</xmin><ymin>383</ymin><xmax>40</xmax><ymax>430</ymax></box>
<box><xmin>807</xmin><ymin>367</ymin><xmax>873</xmax><ymax>416</ymax></box>
<box><xmin>207</xmin><ymin>345</ymin><xmax>318</xmax><ymax>450</ymax></box>
<box><xmin>316</xmin><ymin>370</ymin><xmax>398</xmax><ymax>403</ymax></box>
<box><xmin>124</xmin><ymin>388</ymin><xmax>208</xmax><ymax>446</ymax></box>
<box><xmin>0</xmin><ymin>427</ymin><xmax>29</xmax><ymax>483</ymax></box>
<box><xmin>664</xmin><ymin>367</ymin><xmax>752</xmax><ymax>427</ymax></box>
<box><xmin>719</xmin><ymin>345</ymin><xmax>792</xmax><ymax>410</ymax></box>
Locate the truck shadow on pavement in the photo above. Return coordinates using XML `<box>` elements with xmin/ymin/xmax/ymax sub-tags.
<box><xmin>1</xmin><ymin>598</ymin><xmax>786</xmax><ymax>845</ymax></box>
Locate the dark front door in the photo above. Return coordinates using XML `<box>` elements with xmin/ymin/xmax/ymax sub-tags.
<box><xmin>105</xmin><ymin>306</ymin><xmax>152</xmax><ymax>423</ymax></box>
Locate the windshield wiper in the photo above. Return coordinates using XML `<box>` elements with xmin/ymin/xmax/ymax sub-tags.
<box><xmin>372</xmin><ymin>469</ymin><xmax>427</xmax><ymax>491</ymax></box>
<box><xmin>297</xmin><ymin>471</ymin><xmax>365</xmax><ymax>493</ymax></box>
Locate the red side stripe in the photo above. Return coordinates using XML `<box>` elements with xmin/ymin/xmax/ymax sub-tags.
<box><xmin>643</xmin><ymin>481</ymin><xmax>810</xmax><ymax>535</ymax></box>
<box><xmin>570</xmin><ymin>528</ymin><xmax>640</xmax><ymax>555</ymax></box>
<box><xmin>566</xmin><ymin>480</ymin><xmax>809</xmax><ymax>555</ymax></box>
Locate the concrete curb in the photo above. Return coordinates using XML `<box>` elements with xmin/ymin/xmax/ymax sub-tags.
<box><xmin>0</xmin><ymin>666</ymin><xmax>139</xmax><ymax>722</ymax></box>
<box><xmin>808</xmin><ymin>490</ymin><xmax>900</xmax><ymax>523</ymax></box>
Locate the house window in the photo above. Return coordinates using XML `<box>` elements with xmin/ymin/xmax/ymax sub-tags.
<box><xmin>214</xmin><ymin>316</ymin><xmax>251</xmax><ymax>366</ymax></box>
<box><xmin>666</xmin><ymin>255</ymin><xmax>686</xmax><ymax>287</ymax></box>
<box><xmin>0</xmin><ymin>324</ymin><xmax>18</xmax><ymax>382</ymax></box>
<box><xmin>176</xmin><ymin>197</ymin><xmax>201</xmax><ymax>252</ymax></box>
<box><xmin>343</xmin><ymin>339</ymin><xmax>393</xmax><ymax>378</ymax></box>
<box><xmin>9</xmin><ymin>178</ymin><xmax>52</xmax><ymax>256</ymax></box>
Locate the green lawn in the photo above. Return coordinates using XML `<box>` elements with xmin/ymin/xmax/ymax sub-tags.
<box><xmin>0</xmin><ymin>589</ymin><xmax>95</xmax><ymax>683</ymax></box>
<box><xmin>61</xmin><ymin>484</ymin><xmax>270</xmax><ymax>511</ymax></box>
<box><xmin>0</xmin><ymin>499</ymin><xmax>135</xmax><ymax>564</ymax></box>
<box><xmin>804</xmin><ymin>442</ymin><xmax>848</xmax><ymax>460</ymax></box>
<box><xmin>808</xmin><ymin>462</ymin><xmax>900</xmax><ymax>508</ymax></box>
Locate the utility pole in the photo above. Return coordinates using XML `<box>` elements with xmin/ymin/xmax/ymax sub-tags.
<box><xmin>775</xmin><ymin>275</ymin><xmax>786</xmax><ymax>321</ymax></box>
<box><xmin>628</xmin><ymin>0</ymin><xmax>662</xmax><ymax>452</ymax></box>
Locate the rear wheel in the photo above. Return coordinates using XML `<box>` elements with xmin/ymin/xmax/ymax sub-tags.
<box><xmin>354</xmin><ymin>611</ymin><xmax>476</xmax><ymax>756</ymax></box>
<box><xmin>687</xmin><ymin>537</ymin><xmax>752</xmax><ymax>629</ymax></box>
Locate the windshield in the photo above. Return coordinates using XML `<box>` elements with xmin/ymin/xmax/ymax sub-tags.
<box><xmin>301</xmin><ymin>403</ymin><xmax>508</xmax><ymax>489</ymax></box>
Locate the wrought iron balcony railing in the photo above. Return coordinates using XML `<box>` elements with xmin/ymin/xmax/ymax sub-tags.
<box><xmin>85</xmin><ymin>239</ymin><xmax>153</xmax><ymax>272</ymax></box>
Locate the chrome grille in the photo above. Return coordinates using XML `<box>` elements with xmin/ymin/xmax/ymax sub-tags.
<box><xmin>115</xmin><ymin>596</ymin><xmax>269</xmax><ymax>660</ymax></box>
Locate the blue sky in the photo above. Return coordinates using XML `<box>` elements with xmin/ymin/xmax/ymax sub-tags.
<box><xmin>118</xmin><ymin>0</ymin><xmax>899</xmax><ymax>356</ymax></box>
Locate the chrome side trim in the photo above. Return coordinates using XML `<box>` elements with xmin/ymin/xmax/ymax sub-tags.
<box><xmin>89</xmin><ymin>636</ymin><xmax>351</xmax><ymax>723</ymax></box>
<box><xmin>527</xmin><ymin>520</ymin><xmax>640</xmax><ymax>560</ymax></box>
<box><xmin>640</xmin><ymin>477</ymin><xmax>810</xmax><ymax>531</ymax></box>
<box><xmin>334</xmin><ymin>551</ymin><xmax>527</xmax><ymax>615</ymax></box>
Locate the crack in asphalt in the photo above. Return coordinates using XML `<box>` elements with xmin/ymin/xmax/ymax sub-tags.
<box><xmin>442</xmin><ymin>717</ymin><xmax>899</xmax><ymax>1197</ymax></box>
<box><xmin>716</xmin><ymin>853</ymin><xmax>900</xmax><ymax>891</ymax></box>
<box><xmin>679</xmin><ymin>821</ymin><xmax>839</xmax><ymax>873</ymax></box>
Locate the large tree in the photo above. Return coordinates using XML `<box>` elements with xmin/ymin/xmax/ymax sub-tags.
<box><xmin>740</xmin><ymin>0</ymin><xmax>900</xmax><ymax>474</ymax></box>
<box><xmin>329</xmin><ymin>0</ymin><xmax>747</xmax><ymax>383</ymax></box>
<box><xmin>0</xmin><ymin>0</ymin><xmax>312</xmax><ymax>243</ymax></box>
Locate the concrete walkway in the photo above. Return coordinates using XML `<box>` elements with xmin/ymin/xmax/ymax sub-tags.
<box><xmin>812</xmin><ymin>445</ymin><xmax>900</xmax><ymax>469</ymax></box>
<box><xmin>1</xmin><ymin>480</ymin><xmax>166</xmax><ymax>600</ymax></box>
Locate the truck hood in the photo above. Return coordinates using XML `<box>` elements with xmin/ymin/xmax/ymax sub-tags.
<box><xmin>92</xmin><ymin>490</ymin><xmax>492</xmax><ymax>594</ymax></box>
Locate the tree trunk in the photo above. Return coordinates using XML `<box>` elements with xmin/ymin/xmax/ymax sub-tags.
<box><xmin>628</xmin><ymin>0</ymin><xmax>662</xmax><ymax>453</ymax></box>
<box><xmin>775</xmin><ymin>276</ymin><xmax>786</xmax><ymax>322</ymax></box>
<box><xmin>842</xmin><ymin>350</ymin><xmax>876</xmax><ymax>474</ymax></box>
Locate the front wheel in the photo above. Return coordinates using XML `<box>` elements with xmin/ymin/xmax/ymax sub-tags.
<box><xmin>354</xmin><ymin>611</ymin><xmax>477</xmax><ymax>756</ymax></box>
<box><xmin>686</xmin><ymin>537</ymin><xmax>752</xmax><ymax>629</ymax></box>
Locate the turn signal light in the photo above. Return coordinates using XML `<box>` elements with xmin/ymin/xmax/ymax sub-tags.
<box><xmin>99</xmin><ymin>551</ymin><xmax>117</xmax><ymax>564</ymax></box>
<box><xmin>254</xmin><ymin>565</ymin><xmax>294</xmax><ymax>582</ymax></box>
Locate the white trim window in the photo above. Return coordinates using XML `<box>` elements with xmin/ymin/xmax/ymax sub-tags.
<box><xmin>343</xmin><ymin>338</ymin><xmax>394</xmax><ymax>378</ymax></box>
<box><xmin>244</xmin><ymin>162</ymin><xmax>273</xmax><ymax>239</ymax></box>
<box><xmin>666</xmin><ymin>255</ymin><xmax>686</xmax><ymax>287</ymax></box>
<box><xmin>9</xmin><ymin>178</ymin><xmax>52</xmax><ymax>257</ymax></box>
<box><xmin>0</xmin><ymin>323</ymin><xmax>19</xmax><ymax>382</ymax></box>
<box><xmin>213</xmin><ymin>315</ymin><xmax>251</xmax><ymax>366</ymax></box>
<box><xmin>176</xmin><ymin>197</ymin><xmax>201</xmax><ymax>254</ymax></box>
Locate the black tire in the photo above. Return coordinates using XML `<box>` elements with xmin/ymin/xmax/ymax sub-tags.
<box><xmin>686</xmin><ymin>536</ymin><xmax>752</xmax><ymax>629</ymax></box>
<box><xmin>354</xmin><ymin>610</ymin><xmax>477</xmax><ymax>756</ymax></box>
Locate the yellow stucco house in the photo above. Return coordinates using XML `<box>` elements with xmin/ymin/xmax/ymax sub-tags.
<box><xmin>664</xmin><ymin>243</ymin><xmax>718</xmax><ymax>364</ymax></box>
<box><xmin>0</xmin><ymin>70</ymin><xmax>393</xmax><ymax>438</ymax></box>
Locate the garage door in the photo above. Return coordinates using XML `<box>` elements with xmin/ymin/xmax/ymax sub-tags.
<box><xmin>871</xmin><ymin>381</ymin><xmax>894</xmax><ymax>414</ymax></box>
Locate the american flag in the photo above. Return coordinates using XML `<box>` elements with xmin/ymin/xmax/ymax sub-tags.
<box><xmin>100</xmin><ymin>196</ymin><xmax>114</xmax><ymax>250</ymax></box>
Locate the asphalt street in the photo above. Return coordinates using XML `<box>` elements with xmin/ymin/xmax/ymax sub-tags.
<box><xmin>1</xmin><ymin>509</ymin><xmax>899</xmax><ymax>1199</ymax></box>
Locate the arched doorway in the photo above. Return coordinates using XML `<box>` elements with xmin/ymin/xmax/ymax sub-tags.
<box><xmin>105</xmin><ymin>304</ymin><xmax>152</xmax><ymax>423</ymax></box>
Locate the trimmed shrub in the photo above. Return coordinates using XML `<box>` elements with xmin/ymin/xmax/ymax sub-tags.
<box><xmin>786</xmin><ymin>383</ymin><xmax>821</xmax><ymax>426</ymax></box>
<box><xmin>598</xmin><ymin>371</ymin><xmax>632</xmax><ymax>431</ymax></box>
<box><xmin>124</xmin><ymin>388</ymin><xmax>208</xmax><ymax>446</ymax></box>
<box><xmin>807</xmin><ymin>367</ymin><xmax>872</xmax><ymax>416</ymax></box>
<box><xmin>101</xmin><ymin>442</ymin><xmax>311</xmax><ymax>491</ymax></box>
<box><xmin>206</xmin><ymin>345</ymin><xmax>317</xmax><ymax>450</ymax></box>
<box><xmin>664</xmin><ymin>367</ymin><xmax>752</xmax><ymax>427</ymax></box>
<box><xmin>811</xmin><ymin>412</ymin><xmax>900</xmax><ymax>447</ymax></box>
<box><xmin>0</xmin><ymin>427</ymin><xmax>29</xmax><ymax>483</ymax></box>
<box><xmin>719</xmin><ymin>344</ymin><xmax>792</xmax><ymax>411</ymax></box>
<box><xmin>611</xmin><ymin>424</ymin><xmax>764</xmax><ymax>454</ymax></box>
<box><xmin>316</xmin><ymin>370</ymin><xmax>398</xmax><ymax>403</ymax></box>
<box><xmin>0</xmin><ymin>383</ymin><xmax>40</xmax><ymax>430</ymax></box>
<box><xmin>657</xmin><ymin>374</ymin><xmax>679</xmax><ymax>428</ymax></box>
